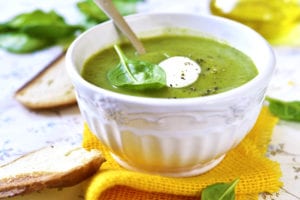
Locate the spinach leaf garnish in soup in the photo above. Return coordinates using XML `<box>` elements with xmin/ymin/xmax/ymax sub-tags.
<box><xmin>81</xmin><ymin>35</ymin><xmax>258</xmax><ymax>98</ymax></box>
<box><xmin>107</xmin><ymin>45</ymin><xmax>166</xmax><ymax>91</ymax></box>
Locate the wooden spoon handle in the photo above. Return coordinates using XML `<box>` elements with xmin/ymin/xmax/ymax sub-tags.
<box><xmin>94</xmin><ymin>0</ymin><xmax>146</xmax><ymax>55</ymax></box>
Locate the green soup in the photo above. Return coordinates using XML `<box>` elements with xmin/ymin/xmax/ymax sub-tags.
<box><xmin>81</xmin><ymin>35</ymin><xmax>258</xmax><ymax>98</ymax></box>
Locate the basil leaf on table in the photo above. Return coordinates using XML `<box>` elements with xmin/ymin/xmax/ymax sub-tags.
<box><xmin>266</xmin><ymin>97</ymin><xmax>300</xmax><ymax>121</ymax></box>
<box><xmin>107</xmin><ymin>45</ymin><xmax>166</xmax><ymax>90</ymax></box>
<box><xmin>201</xmin><ymin>179</ymin><xmax>239</xmax><ymax>200</ymax></box>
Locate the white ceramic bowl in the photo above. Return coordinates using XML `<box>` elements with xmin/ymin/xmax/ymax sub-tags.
<box><xmin>66</xmin><ymin>13</ymin><xmax>275</xmax><ymax>177</ymax></box>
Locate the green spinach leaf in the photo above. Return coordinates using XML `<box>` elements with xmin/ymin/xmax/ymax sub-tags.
<box><xmin>201</xmin><ymin>179</ymin><xmax>239</xmax><ymax>200</ymax></box>
<box><xmin>77</xmin><ymin>0</ymin><xmax>108</xmax><ymax>27</ymax></box>
<box><xmin>107</xmin><ymin>45</ymin><xmax>166</xmax><ymax>90</ymax></box>
<box><xmin>0</xmin><ymin>33</ymin><xmax>50</xmax><ymax>53</ymax></box>
<box><xmin>266</xmin><ymin>97</ymin><xmax>300</xmax><ymax>121</ymax></box>
<box><xmin>0</xmin><ymin>10</ymin><xmax>83</xmax><ymax>53</ymax></box>
<box><xmin>2</xmin><ymin>10</ymin><xmax>83</xmax><ymax>39</ymax></box>
<box><xmin>77</xmin><ymin>0</ymin><xmax>142</xmax><ymax>27</ymax></box>
<box><xmin>0</xmin><ymin>0</ymin><xmax>142</xmax><ymax>53</ymax></box>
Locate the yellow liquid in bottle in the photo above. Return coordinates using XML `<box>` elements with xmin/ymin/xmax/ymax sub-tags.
<box><xmin>210</xmin><ymin>0</ymin><xmax>300</xmax><ymax>40</ymax></box>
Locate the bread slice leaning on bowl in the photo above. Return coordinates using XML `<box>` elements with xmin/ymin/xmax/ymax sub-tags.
<box><xmin>0</xmin><ymin>145</ymin><xmax>105</xmax><ymax>199</ymax></box>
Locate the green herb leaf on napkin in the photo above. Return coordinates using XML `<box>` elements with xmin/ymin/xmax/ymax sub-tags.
<box><xmin>201</xmin><ymin>179</ymin><xmax>239</xmax><ymax>200</ymax></box>
<box><xmin>266</xmin><ymin>97</ymin><xmax>300</xmax><ymax>121</ymax></box>
<box><xmin>107</xmin><ymin>45</ymin><xmax>166</xmax><ymax>90</ymax></box>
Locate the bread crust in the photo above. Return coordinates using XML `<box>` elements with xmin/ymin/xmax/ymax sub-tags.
<box><xmin>0</xmin><ymin>146</ymin><xmax>105</xmax><ymax>199</ymax></box>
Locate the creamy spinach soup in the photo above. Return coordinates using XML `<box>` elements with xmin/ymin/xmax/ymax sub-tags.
<box><xmin>81</xmin><ymin>35</ymin><xmax>258</xmax><ymax>98</ymax></box>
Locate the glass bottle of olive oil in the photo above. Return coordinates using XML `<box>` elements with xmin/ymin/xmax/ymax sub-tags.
<box><xmin>210</xmin><ymin>0</ymin><xmax>300</xmax><ymax>40</ymax></box>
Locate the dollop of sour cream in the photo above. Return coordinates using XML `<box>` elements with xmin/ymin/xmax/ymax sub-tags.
<box><xmin>159</xmin><ymin>56</ymin><xmax>201</xmax><ymax>88</ymax></box>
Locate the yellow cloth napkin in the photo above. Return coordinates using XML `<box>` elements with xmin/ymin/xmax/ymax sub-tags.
<box><xmin>82</xmin><ymin>107</ymin><xmax>282</xmax><ymax>200</ymax></box>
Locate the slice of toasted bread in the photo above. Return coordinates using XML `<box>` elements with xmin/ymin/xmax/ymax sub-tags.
<box><xmin>15</xmin><ymin>53</ymin><xmax>76</xmax><ymax>109</ymax></box>
<box><xmin>0</xmin><ymin>145</ymin><xmax>105</xmax><ymax>199</ymax></box>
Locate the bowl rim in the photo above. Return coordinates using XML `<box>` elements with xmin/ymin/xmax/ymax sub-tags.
<box><xmin>66</xmin><ymin>12</ymin><xmax>276</xmax><ymax>107</ymax></box>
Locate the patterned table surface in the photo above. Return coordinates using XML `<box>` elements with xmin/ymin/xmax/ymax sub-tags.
<box><xmin>0</xmin><ymin>0</ymin><xmax>300</xmax><ymax>199</ymax></box>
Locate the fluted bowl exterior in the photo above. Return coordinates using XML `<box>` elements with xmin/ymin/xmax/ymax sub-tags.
<box><xmin>66</xmin><ymin>13</ymin><xmax>275</xmax><ymax>177</ymax></box>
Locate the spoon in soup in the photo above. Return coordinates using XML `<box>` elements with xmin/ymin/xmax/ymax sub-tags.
<box><xmin>93</xmin><ymin>0</ymin><xmax>201</xmax><ymax>89</ymax></box>
<box><xmin>93</xmin><ymin>0</ymin><xmax>146</xmax><ymax>55</ymax></box>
